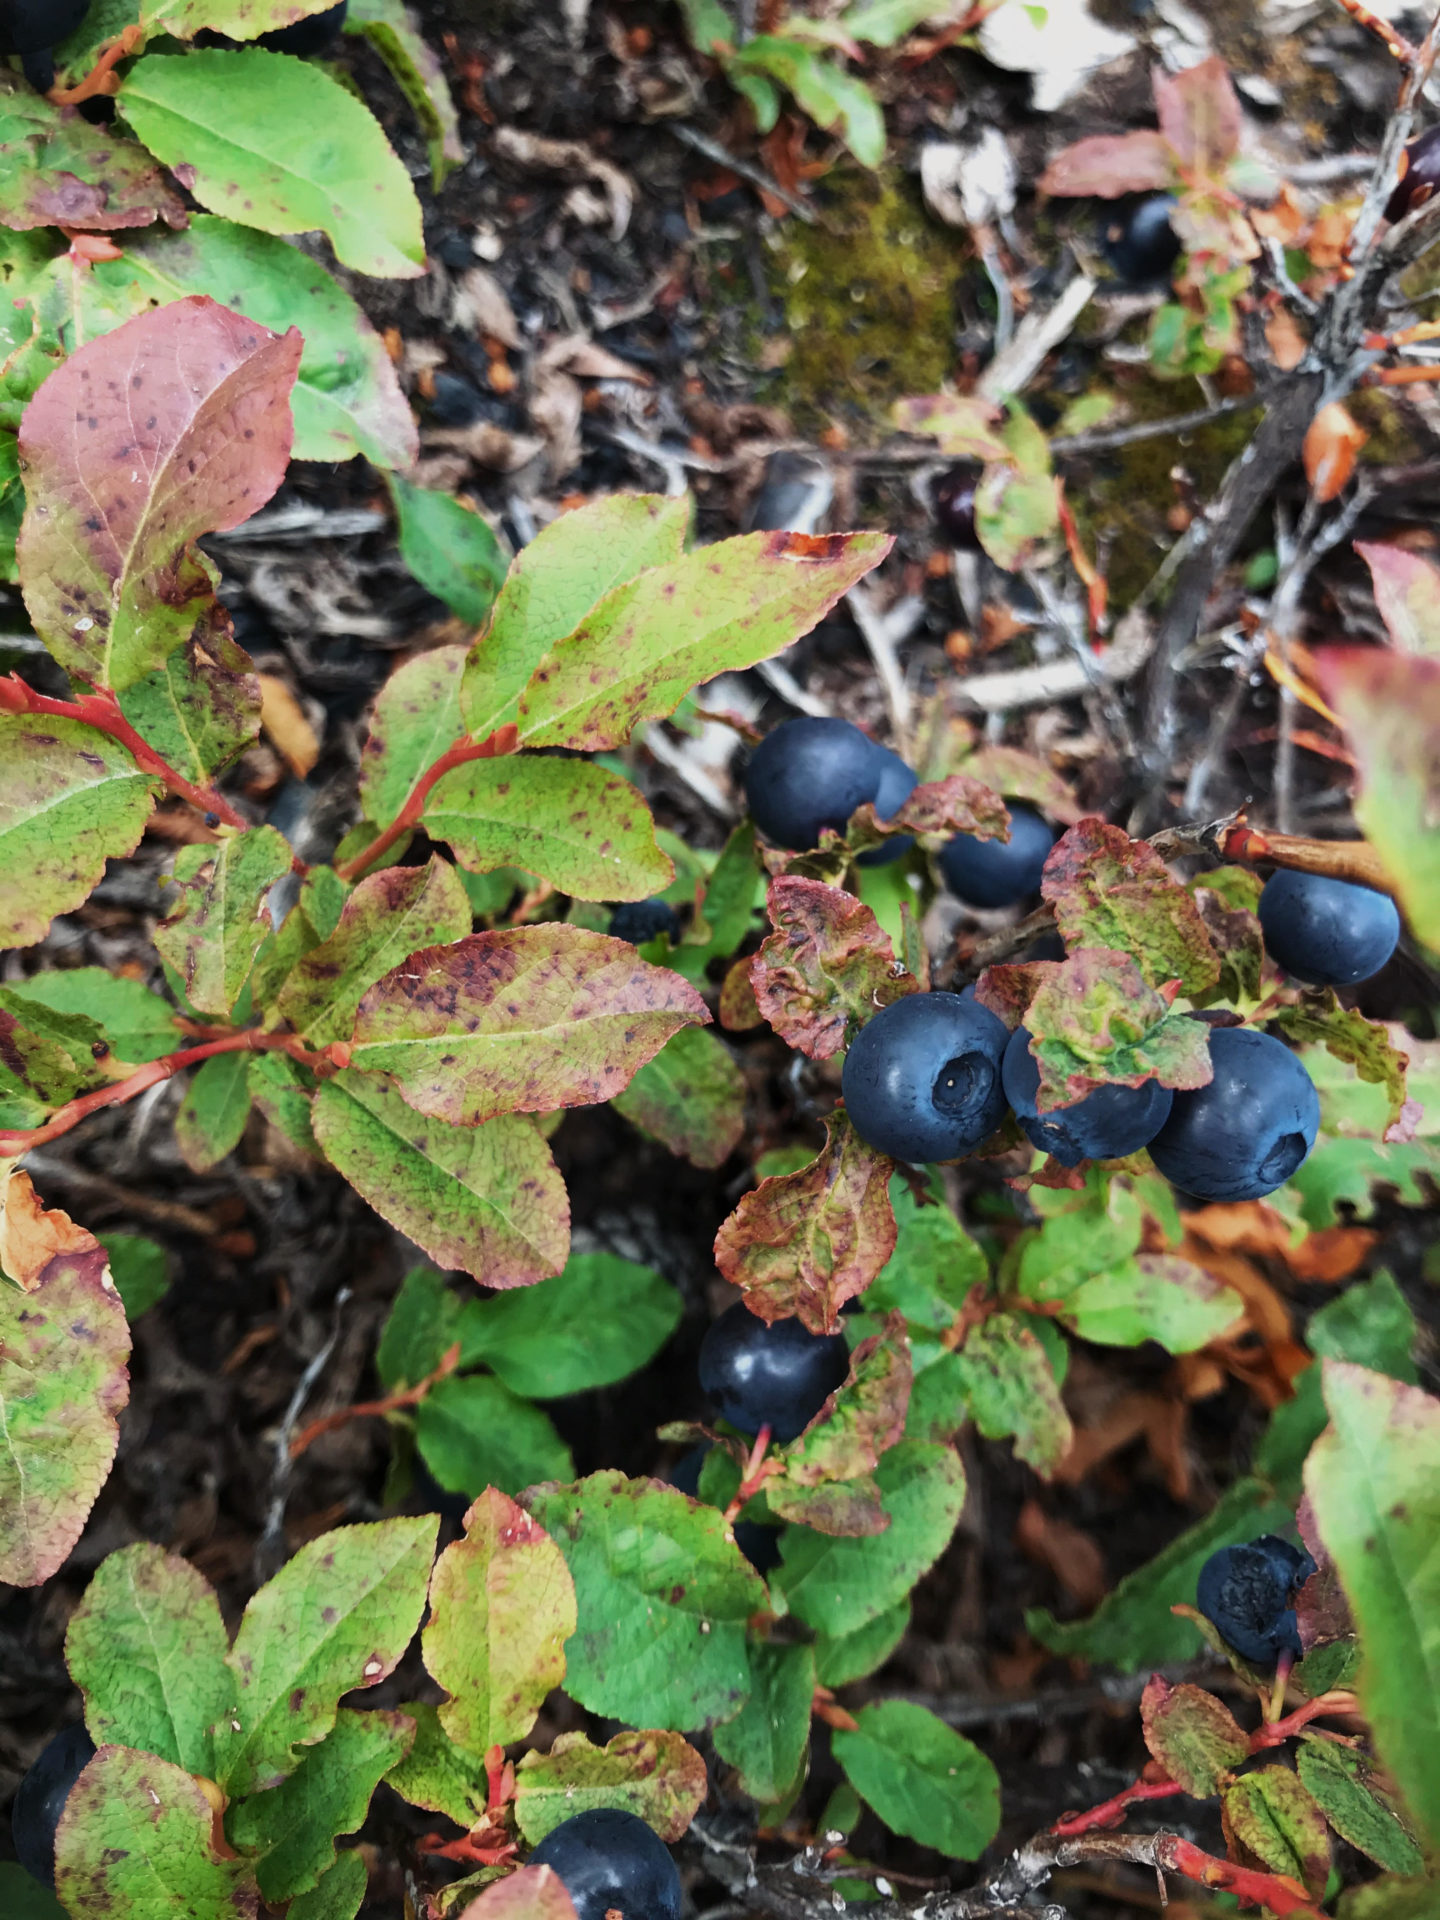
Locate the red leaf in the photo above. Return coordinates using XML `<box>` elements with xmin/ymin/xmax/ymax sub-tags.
<box><xmin>1041</xmin><ymin>817</ymin><xmax>1220</xmax><ymax>997</ymax></box>
<box><xmin>750</xmin><ymin>877</ymin><xmax>917</xmax><ymax>1061</ymax></box>
<box><xmin>1154</xmin><ymin>56</ymin><xmax>1242</xmax><ymax>179</ymax></box>
<box><xmin>1038</xmin><ymin>130</ymin><xmax>1176</xmax><ymax>198</ymax></box>
<box><xmin>1355</xmin><ymin>540</ymin><xmax>1440</xmax><ymax>656</ymax></box>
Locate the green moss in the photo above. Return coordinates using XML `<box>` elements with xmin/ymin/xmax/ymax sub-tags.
<box><xmin>759</xmin><ymin>169</ymin><xmax>958</xmax><ymax>432</ymax></box>
<box><xmin>1349</xmin><ymin>389</ymin><xmax>1423</xmax><ymax>469</ymax></box>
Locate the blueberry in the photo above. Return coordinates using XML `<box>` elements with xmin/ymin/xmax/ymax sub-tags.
<box><xmin>855</xmin><ymin>744</ymin><xmax>919</xmax><ymax>867</ymax></box>
<box><xmin>938</xmin><ymin>803</ymin><xmax>1055</xmax><ymax>909</ymax></box>
<box><xmin>11</xmin><ymin>1722</ymin><xmax>95</xmax><ymax>1889</ymax></box>
<box><xmin>1387</xmin><ymin>124</ymin><xmax>1440</xmax><ymax>222</ymax></box>
<box><xmin>258</xmin><ymin>0</ymin><xmax>347</xmax><ymax>54</ymax></box>
<box><xmin>608</xmin><ymin>898</ymin><xmax>682</xmax><ymax>947</ymax></box>
<box><xmin>745</xmin><ymin>716</ymin><xmax>914</xmax><ymax>854</ymax></box>
<box><xmin>1258</xmin><ymin>869</ymin><xmax>1400</xmax><ymax>989</ymax></box>
<box><xmin>1101</xmin><ymin>193</ymin><xmax>1181</xmax><ymax>285</ymax></box>
<box><xmin>1196</xmin><ymin>1535</ymin><xmax>1317</xmax><ymax>1669</ymax></box>
<box><xmin>2</xmin><ymin>0</ymin><xmax>90</xmax><ymax>88</ymax></box>
<box><xmin>667</xmin><ymin>1445</ymin><xmax>708</xmax><ymax>1498</ymax></box>
<box><xmin>528</xmin><ymin>1808</ymin><xmax>682</xmax><ymax>1920</ymax></box>
<box><xmin>1002</xmin><ymin>1026</ymin><xmax>1173</xmax><ymax>1166</ymax></box>
<box><xmin>842</xmin><ymin>991</ymin><xmax>1009</xmax><ymax>1162</ymax></box>
<box><xmin>668</xmin><ymin>1444</ymin><xmax>785</xmax><ymax>1573</ymax></box>
<box><xmin>1148</xmin><ymin>1026</ymin><xmax>1319</xmax><ymax>1203</ymax></box>
<box><xmin>699</xmin><ymin>1302</ymin><xmax>849</xmax><ymax>1443</ymax></box>
<box><xmin>933</xmin><ymin>467</ymin><xmax>980</xmax><ymax>550</ymax></box>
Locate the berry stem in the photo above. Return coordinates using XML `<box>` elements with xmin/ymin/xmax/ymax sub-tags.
<box><xmin>1049</xmin><ymin>1775</ymin><xmax>1184</xmax><ymax>1837</ymax></box>
<box><xmin>1216</xmin><ymin>822</ymin><xmax>1394</xmax><ymax>895</ymax></box>
<box><xmin>0</xmin><ymin>673</ymin><xmax>248</xmax><ymax>828</ymax></box>
<box><xmin>333</xmin><ymin>723</ymin><xmax>519</xmax><ymax>883</ymax></box>
<box><xmin>724</xmin><ymin>1424</ymin><xmax>775</xmax><ymax>1524</ymax></box>
<box><xmin>288</xmin><ymin>1343</ymin><xmax>462</xmax><ymax>1458</ymax></box>
<box><xmin>0</xmin><ymin>1030</ymin><xmax>332</xmax><ymax>1158</ymax></box>
<box><xmin>47</xmin><ymin>23</ymin><xmax>142</xmax><ymax>104</ymax></box>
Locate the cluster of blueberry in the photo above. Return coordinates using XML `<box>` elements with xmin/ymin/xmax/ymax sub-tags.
<box><xmin>737</xmin><ymin>715</ymin><xmax>1399</xmax><ymax>1204</ymax></box>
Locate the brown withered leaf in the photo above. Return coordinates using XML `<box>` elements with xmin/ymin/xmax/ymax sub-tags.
<box><xmin>0</xmin><ymin>1168</ymin><xmax>99</xmax><ymax>1292</ymax></box>
<box><xmin>849</xmin><ymin>771</ymin><xmax>1010</xmax><ymax>855</ymax></box>
<box><xmin>1037</xmin><ymin>129</ymin><xmax>1175</xmax><ymax>199</ymax></box>
<box><xmin>964</xmin><ymin>746</ymin><xmax>1083</xmax><ymax>824</ymax></box>
<box><xmin>718</xmin><ymin>955</ymin><xmax>763</xmax><ymax>1031</ymax></box>
<box><xmin>750</xmin><ymin>877</ymin><xmax>916</xmax><ymax>1060</ymax></box>
<box><xmin>1042</xmin><ymin>818</ymin><xmax>1221</xmax><ymax>997</ymax></box>
<box><xmin>713</xmin><ymin>1109</ymin><xmax>897</xmax><ymax>1333</ymax></box>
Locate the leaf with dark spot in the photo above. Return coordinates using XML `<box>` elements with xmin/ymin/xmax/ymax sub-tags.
<box><xmin>1041</xmin><ymin>818</ymin><xmax>1220</xmax><ymax>996</ymax></box>
<box><xmin>750</xmin><ymin>876</ymin><xmax>917</xmax><ymax>1061</ymax></box>
<box><xmin>1022</xmin><ymin>948</ymin><xmax>1214</xmax><ymax>1111</ymax></box>
<box><xmin>0</xmin><ymin>70</ymin><xmax>187</xmax><ymax>231</ymax></box>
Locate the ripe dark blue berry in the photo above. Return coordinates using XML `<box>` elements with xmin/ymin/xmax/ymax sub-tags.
<box><xmin>258</xmin><ymin>0</ymin><xmax>347</xmax><ymax>54</ymax></box>
<box><xmin>1</xmin><ymin>0</ymin><xmax>90</xmax><ymax>89</ymax></box>
<box><xmin>744</xmin><ymin>716</ymin><xmax>916</xmax><ymax>855</ymax></box>
<box><xmin>1387</xmin><ymin>125</ymin><xmax>1440</xmax><ymax>223</ymax></box>
<box><xmin>1101</xmin><ymin>193</ymin><xmax>1181</xmax><ymax>285</ymax></box>
<box><xmin>856</xmin><ymin>744</ymin><xmax>919</xmax><ymax>867</ymax></box>
<box><xmin>11</xmin><ymin>1722</ymin><xmax>95</xmax><ymax>1889</ymax></box>
<box><xmin>699</xmin><ymin>1302</ymin><xmax>849</xmax><ymax>1443</ymax></box>
<box><xmin>1148</xmin><ymin>1026</ymin><xmax>1319</xmax><ymax>1203</ymax></box>
<box><xmin>1258</xmin><ymin>869</ymin><xmax>1400</xmax><ymax>988</ymax></box>
<box><xmin>842</xmin><ymin>991</ymin><xmax>1009</xmax><ymax>1162</ymax></box>
<box><xmin>528</xmin><ymin>1808</ymin><xmax>682</xmax><ymax>1920</ymax></box>
<box><xmin>933</xmin><ymin>468</ymin><xmax>980</xmax><ymax>550</ymax></box>
<box><xmin>1196</xmin><ymin>1535</ymin><xmax>1316</xmax><ymax>1669</ymax></box>
<box><xmin>938</xmin><ymin>803</ymin><xmax>1054</xmax><ymax>909</ymax></box>
<box><xmin>1002</xmin><ymin>1026</ymin><xmax>1173</xmax><ymax>1166</ymax></box>
<box><xmin>608</xmin><ymin>898</ymin><xmax>682</xmax><ymax>947</ymax></box>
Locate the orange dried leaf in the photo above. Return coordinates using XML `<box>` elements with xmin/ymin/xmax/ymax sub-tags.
<box><xmin>1302</xmin><ymin>402</ymin><xmax>1367</xmax><ymax>503</ymax></box>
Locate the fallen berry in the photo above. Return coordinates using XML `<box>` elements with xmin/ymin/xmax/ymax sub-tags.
<box><xmin>933</xmin><ymin>468</ymin><xmax>980</xmax><ymax>550</ymax></box>
<box><xmin>699</xmin><ymin>1302</ymin><xmax>849</xmax><ymax>1443</ymax></box>
<box><xmin>528</xmin><ymin>1807</ymin><xmax>682</xmax><ymax>1920</ymax></box>
<box><xmin>938</xmin><ymin>803</ymin><xmax>1054</xmax><ymax>909</ymax></box>
<box><xmin>1196</xmin><ymin>1535</ymin><xmax>1316</xmax><ymax>1669</ymax></box>
<box><xmin>12</xmin><ymin>1722</ymin><xmax>95</xmax><ymax>1889</ymax></box>
<box><xmin>1002</xmin><ymin>1026</ymin><xmax>1173</xmax><ymax>1166</ymax></box>
<box><xmin>1147</xmin><ymin>1025</ymin><xmax>1319</xmax><ymax>1203</ymax></box>
<box><xmin>842</xmin><ymin>991</ymin><xmax>1009</xmax><ymax>1162</ymax></box>
<box><xmin>1258</xmin><ymin>868</ymin><xmax>1400</xmax><ymax>988</ymax></box>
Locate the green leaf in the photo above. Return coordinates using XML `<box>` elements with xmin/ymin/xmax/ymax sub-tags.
<box><xmin>516</xmin><ymin>528</ymin><xmax>889</xmax><ymax>751</ymax></box>
<box><xmin>773</xmin><ymin>1440</ymin><xmax>966</xmax><ymax>1636</ymax></box>
<box><xmin>460</xmin><ymin>494</ymin><xmax>692</xmax><ymax>743</ymax></box>
<box><xmin>60</xmin><ymin>0</ymin><xmax>380</xmax><ymax>62</ymax></box>
<box><xmin>813</xmin><ymin>1598</ymin><xmax>910</xmax><ymax>1687</ymax></box>
<box><xmin>18</xmin><ymin>297</ymin><xmax>300</xmax><ymax>691</ymax></box>
<box><xmin>831</xmin><ymin>1701</ymin><xmax>1000</xmax><ymax>1860</ymax></box>
<box><xmin>714</xmin><ymin>1109</ymin><xmax>897</xmax><ymax>1334</ymax></box>
<box><xmin>0</xmin><ymin>1243</ymin><xmax>129</xmax><ymax>1587</ymax></box>
<box><xmin>116</xmin><ymin>626</ymin><xmax>263</xmax><ymax>788</ymax></box>
<box><xmin>1271</xmin><ymin>994</ymin><xmax>1411</xmax><ymax>1140</ymax></box>
<box><xmin>866</xmin><ymin>1172</ymin><xmax>988</xmax><ymax>1329</ymax></box>
<box><xmin>277</xmin><ymin>856</ymin><xmax>471</xmax><ymax>1047</ymax></box>
<box><xmin>1305</xmin><ymin>1364</ymin><xmax>1440</xmax><ymax>1853</ymax></box>
<box><xmin>0</xmin><ymin>68</ymin><xmax>187</xmax><ymax>232</ymax></box>
<box><xmin>0</xmin><ymin>1864</ymin><xmax>67</xmax><ymax>1918</ymax></box>
<box><xmin>770</xmin><ymin>1317</ymin><xmax>910</xmax><ymax>1513</ymax></box>
<box><xmin>66</xmin><ymin>1542</ymin><xmax>233</xmax><ymax>1776</ymax></box>
<box><xmin>377</xmin><ymin>1267</ymin><xmax>464</xmax><ymax>1392</ymax></box>
<box><xmin>229</xmin><ymin>1708</ymin><xmax>413</xmax><ymax>1902</ymax></box>
<box><xmin>457</xmin><ymin>1252</ymin><xmax>682</xmax><ymax>1398</ymax></box>
<box><xmin>1220</xmin><ymin>1765</ymin><xmax>1330</xmax><ymax>1894</ymax></box>
<box><xmin>54</xmin><ymin>1746</ymin><xmax>259</xmax><ymax>1920</ymax></box>
<box><xmin>843</xmin><ymin>0</ymin><xmax>945</xmax><ymax>45</ymax></box>
<box><xmin>345</xmin><ymin>0</ymin><xmax>465</xmax><ymax>185</ymax></box>
<box><xmin>610</xmin><ymin>1024</ymin><xmax>746</xmax><ymax>1169</ymax></box>
<box><xmin>1286</xmin><ymin>1135</ymin><xmax>1440</xmax><ymax>1229</ymax></box>
<box><xmin>0</xmin><ymin>716</ymin><xmax>157</xmax><ymax>949</ymax></box>
<box><xmin>1023</xmin><ymin>949</ymin><xmax>1215</xmax><ymax>1110</ymax></box>
<box><xmin>424</xmin><ymin>755</ymin><xmax>674</xmax><ymax>903</ymax></box>
<box><xmin>120</xmin><ymin>50</ymin><xmax>425</xmax><ymax>280</ymax></box>
<box><xmin>384</xmin><ymin>1699</ymin><xmax>488</xmax><ymax>1825</ymax></box>
<box><xmin>726</xmin><ymin>40</ymin><xmax>885</xmax><ymax>166</ymax></box>
<box><xmin>154</xmin><ymin>827</ymin><xmax>293</xmax><ymax>1019</ymax></box>
<box><xmin>514</xmin><ymin>1729</ymin><xmax>707</xmax><ymax>1843</ymax></box>
<box><xmin>712</xmin><ymin>1642</ymin><xmax>814</xmax><ymax>1804</ymax></box>
<box><xmin>247</xmin><ymin>1050</ymin><xmax>319</xmax><ymax>1157</ymax></box>
<box><xmin>389</xmin><ymin>474</ymin><xmax>506</xmax><ymax>624</ymax></box>
<box><xmin>0</xmin><ymin>989</ymin><xmax>106</xmax><ymax>1120</ymax></box>
<box><xmin>360</xmin><ymin>647</ymin><xmax>467</xmax><ymax>829</ymax></box>
<box><xmin>85</xmin><ymin>218</ymin><xmax>417</xmax><ymax>468</ymax></box>
<box><xmin>215</xmin><ymin>1514</ymin><xmax>438</xmax><ymax>1795</ymax></box>
<box><xmin>423</xmin><ymin>1485</ymin><xmax>576</xmax><ymax>1751</ymax></box>
<box><xmin>1309</xmin><ymin>1268</ymin><xmax>1418</xmax><ymax>1383</ymax></box>
<box><xmin>174</xmin><ymin>1048</ymin><xmax>252</xmax><ymax>1173</ymax></box>
<box><xmin>949</xmin><ymin>1312</ymin><xmax>1072</xmax><ymax>1476</ymax></box>
<box><xmin>1139</xmin><ymin>1675</ymin><xmax>1247</xmax><ymax>1796</ymax></box>
<box><xmin>1314</xmin><ymin>648</ymin><xmax>1440</xmax><ymax>952</ymax></box>
<box><xmin>676</xmin><ymin>0</ymin><xmax>735</xmax><ymax>52</ymax></box>
<box><xmin>287</xmin><ymin>1849</ymin><xmax>368</xmax><ymax>1920</ymax></box>
<box><xmin>1041</xmin><ymin>817</ymin><xmax>1221</xmax><ymax>995</ymax></box>
<box><xmin>522</xmin><ymin>1472</ymin><xmax>767</xmax><ymax>1729</ymax></box>
<box><xmin>1297</xmin><ymin>1736</ymin><xmax>1424</xmax><ymax>1874</ymax></box>
<box><xmin>313</xmin><ymin>1073</ymin><xmax>570</xmax><ymax>1286</ymax></box>
<box><xmin>98</xmin><ymin>1232</ymin><xmax>171</xmax><ymax>1320</ymax></box>
<box><xmin>348</xmin><ymin>926</ymin><xmax>709</xmax><ymax>1125</ymax></box>
<box><xmin>1337</xmin><ymin>1874</ymin><xmax>1440</xmax><ymax>1920</ymax></box>
<box><xmin>1060</xmin><ymin>1252</ymin><xmax>1241</xmax><ymax>1352</ymax></box>
<box><xmin>669</xmin><ymin>818</ymin><xmax>761</xmax><ymax>984</ymax></box>
<box><xmin>418</xmin><ymin>1372</ymin><xmax>573</xmax><ymax>1497</ymax></box>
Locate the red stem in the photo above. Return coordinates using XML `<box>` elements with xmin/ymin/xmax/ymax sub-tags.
<box><xmin>723</xmin><ymin>1424</ymin><xmax>775</xmax><ymax>1525</ymax></box>
<box><xmin>1160</xmin><ymin>1834</ymin><xmax>1323</xmax><ymax>1916</ymax></box>
<box><xmin>334</xmin><ymin>722</ymin><xmax>519</xmax><ymax>883</ymax></box>
<box><xmin>0</xmin><ymin>675</ymin><xmax>247</xmax><ymax>828</ymax></box>
<box><xmin>0</xmin><ymin>1031</ymin><xmax>327</xmax><ymax>1156</ymax></box>
<box><xmin>1050</xmin><ymin>1776</ymin><xmax>1184</xmax><ymax>1837</ymax></box>
<box><xmin>288</xmin><ymin>1342</ymin><xmax>461</xmax><ymax>1458</ymax></box>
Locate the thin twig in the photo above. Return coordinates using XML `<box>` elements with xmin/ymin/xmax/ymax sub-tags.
<box><xmin>667</xmin><ymin>121</ymin><xmax>818</xmax><ymax>223</ymax></box>
<box><xmin>1049</xmin><ymin>390</ymin><xmax>1266</xmax><ymax>458</ymax></box>
<box><xmin>288</xmin><ymin>1343</ymin><xmax>462</xmax><ymax>1458</ymax></box>
<box><xmin>257</xmin><ymin>1287</ymin><xmax>355</xmax><ymax>1578</ymax></box>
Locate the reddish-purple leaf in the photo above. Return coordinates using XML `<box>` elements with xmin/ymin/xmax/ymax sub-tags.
<box><xmin>18</xmin><ymin>297</ymin><xmax>301</xmax><ymax>691</ymax></box>
<box><xmin>713</xmin><ymin>1109</ymin><xmax>897</xmax><ymax>1333</ymax></box>
<box><xmin>849</xmin><ymin>772</ymin><xmax>1010</xmax><ymax>854</ymax></box>
<box><xmin>770</xmin><ymin>1314</ymin><xmax>912</xmax><ymax>1519</ymax></box>
<box><xmin>1155</xmin><ymin>56</ymin><xmax>1242</xmax><ymax>178</ymax></box>
<box><xmin>1041</xmin><ymin>817</ymin><xmax>1221</xmax><ymax>997</ymax></box>
<box><xmin>1140</xmin><ymin>1675</ymin><xmax>1247</xmax><ymax>1797</ymax></box>
<box><xmin>964</xmin><ymin>746</ymin><xmax>1083</xmax><ymax>824</ymax></box>
<box><xmin>0</xmin><ymin>71</ymin><xmax>188</xmax><ymax>231</ymax></box>
<box><xmin>750</xmin><ymin>877</ymin><xmax>917</xmax><ymax>1061</ymax></box>
<box><xmin>1024</xmin><ymin>948</ymin><xmax>1215</xmax><ymax>1111</ymax></box>
<box><xmin>348</xmin><ymin>927</ymin><xmax>710</xmax><ymax>1125</ymax></box>
<box><xmin>1356</xmin><ymin>540</ymin><xmax>1440</xmax><ymax>658</ymax></box>
<box><xmin>1038</xmin><ymin>130</ymin><xmax>1176</xmax><ymax>198</ymax></box>
<box><xmin>456</xmin><ymin>1865</ymin><xmax>577</xmax><ymax>1920</ymax></box>
<box><xmin>973</xmin><ymin>959</ymin><xmax>1054</xmax><ymax>1031</ymax></box>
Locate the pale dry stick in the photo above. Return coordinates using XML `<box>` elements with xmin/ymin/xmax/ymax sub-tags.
<box><xmin>846</xmin><ymin>583</ymin><xmax>913</xmax><ymax>744</ymax></box>
<box><xmin>256</xmin><ymin>1285</ymin><xmax>354</xmax><ymax>1579</ymax></box>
